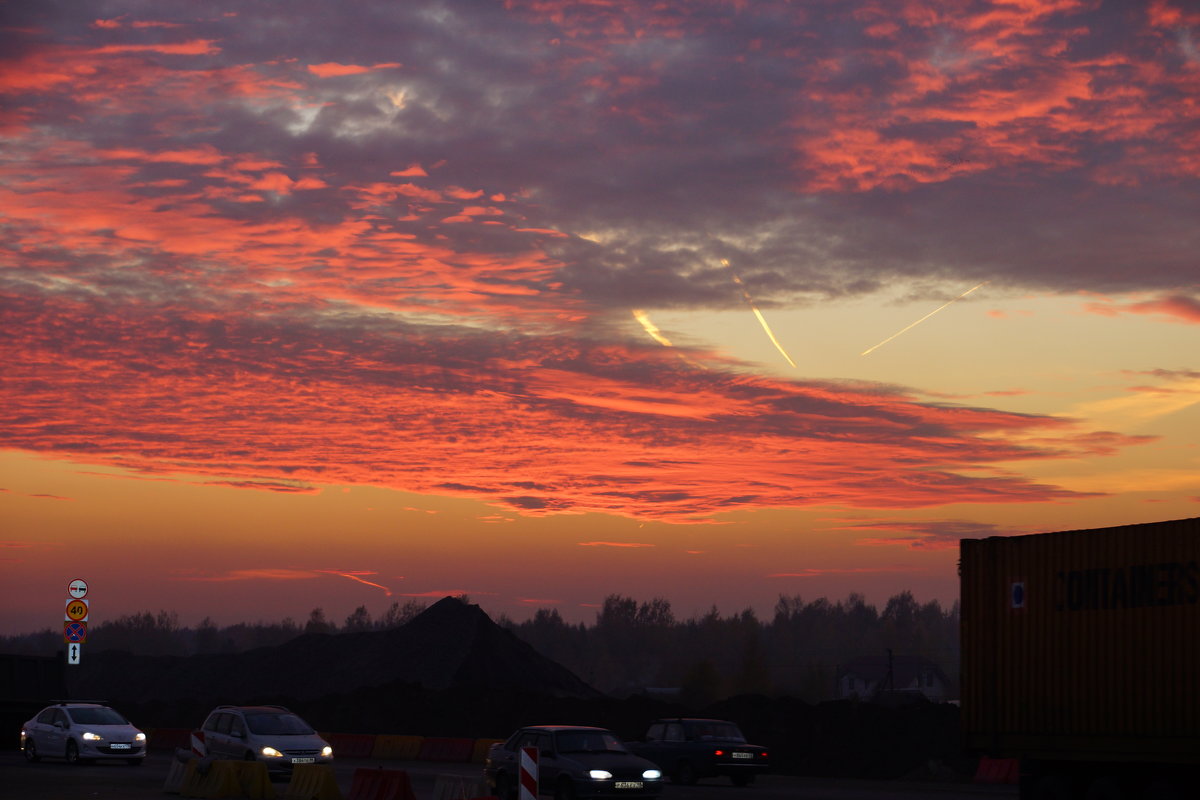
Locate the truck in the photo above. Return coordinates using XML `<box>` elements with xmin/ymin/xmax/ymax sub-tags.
<box><xmin>960</xmin><ymin>516</ymin><xmax>1199</xmax><ymax>800</ymax></box>
<box><xmin>626</xmin><ymin>717</ymin><xmax>769</xmax><ymax>786</ymax></box>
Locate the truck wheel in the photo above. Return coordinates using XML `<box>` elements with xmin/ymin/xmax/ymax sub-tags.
<box><xmin>674</xmin><ymin>761</ymin><xmax>697</xmax><ymax>785</ymax></box>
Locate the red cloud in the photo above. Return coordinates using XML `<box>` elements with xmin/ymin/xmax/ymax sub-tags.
<box><xmin>768</xmin><ymin>567</ymin><xmax>919</xmax><ymax>578</ymax></box>
<box><xmin>174</xmin><ymin>569</ymin><xmax>320</xmax><ymax>582</ymax></box>
<box><xmin>91</xmin><ymin>40</ymin><xmax>221</xmax><ymax>56</ymax></box>
<box><xmin>788</xmin><ymin>2</ymin><xmax>1200</xmax><ymax>191</ymax></box>
<box><xmin>1084</xmin><ymin>295</ymin><xmax>1200</xmax><ymax>324</ymax></box>
<box><xmin>307</xmin><ymin>62</ymin><xmax>403</xmax><ymax>77</ymax></box>
<box><xmin>0</xmin><ymin>287</ymin><xmax>1145</xmax><ymax>522</ymax></box>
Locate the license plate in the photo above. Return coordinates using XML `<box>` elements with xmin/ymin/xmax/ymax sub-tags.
<box><xmin>614</xmin><ymin>782</ymin><xmax>643</xmax><ymax>790</ymax></box>
<box><xmin>111</xmin><ymin>743</ymin><xmax>132</xmax><ymax>750</ymax></box>
<box><xmin>291</xmin><ymin>757</ymin><xmax>315</xmax><ymax>764</ymax></box>
<box><xmin>732</xmin><ymin>752</ymin><xmax>752</xmax><ymax>759</ymax></box>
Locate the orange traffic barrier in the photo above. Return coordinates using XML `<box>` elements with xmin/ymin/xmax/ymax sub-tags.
<box><xmin>282</xmin><ymin>763</ymin><xmax>342</xmax><ymax>800</ymax></box>
<box><xmin>371</xmin><ymin>735</ymin><xmax>423</xmax><ymax>760</ymax></box>
<box><xmin>471</xmin><ymin>739</ymin><xmax>503</xmax><ymax>763</ymax></box>
<box><xmin>432</xmin><ymin>774</ymin><xmax>492</xmax><ymax>799</ymax></box>
<box><xmin>418</xmin><ymin>737</ymin><xmax>475</xmax><ymax>763</ymax></box>
<box><xmin>329</xmin><ymin>733</ymin><xmax>377</xmax><ymax>759</ymax></box>
<box><xmin>162</xmin><ymin>756</ymin><xmax>188</xmax><ymax>794</ymax></box>
<box><xmin>346</xmin><ymin>767</ymin><xmax>416</xmax><ymax>800</ymax></box>
<box><xmin>973</xmin><ymin>756</ymin><xmax>1019</xmax><ymax>784</ymax></box>
<box><xmin>180</xmin><ymin>759</ymin><xmax>276</xmax><ymax>798</ymax></box>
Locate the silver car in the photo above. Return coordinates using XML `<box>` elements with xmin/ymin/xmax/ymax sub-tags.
<box><xmin>20</xmin><ymin>702</ymin><xmax>147</xmax><ymax>765</ymax></box>
<box><xmin>198</xmin><ymin>705</ymin><xmax>333</xmax><ymax>775</ymax></box>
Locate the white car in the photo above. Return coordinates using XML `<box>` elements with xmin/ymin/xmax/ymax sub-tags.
<box><xmin>198</xmin><ymin>705</ymin><xmax>333</xmax><ymax>776</ymax></box>
<box><xmin>21</xmin><ymin>702</ymin><xmax>147</xmax><ymax>765</ymax></box>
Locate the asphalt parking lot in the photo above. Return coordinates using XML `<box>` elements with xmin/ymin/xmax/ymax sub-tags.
<box><xmin>2</xmin><ymin>750</ymin><xmax>482</xmax><ymax>799</ymax></box>
<box><xmin>2</xmin><ymin>748</ymin><xmax>1017</xmax><ymax>800</ymax></box>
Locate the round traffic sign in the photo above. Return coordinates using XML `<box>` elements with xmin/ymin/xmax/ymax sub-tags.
<box><xmin>64</xmin><ymin>621</ymin><xmax>87</xmax><ymax>643</ymax></box>
<box><xmin>65</xmin><ymin>598</ymin><xmax>88</xmax><ymax>621</ymax></box>
<box><xmin>67</xmin><ymin>578</ymin><xmax>89</xmax><ymax>599</ymax></box>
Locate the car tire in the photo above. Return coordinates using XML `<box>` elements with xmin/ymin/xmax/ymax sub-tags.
<box><xmin>674</xmin><ymin>760</ymin><xmax>698</xmax><ymax>785</ymax></box>
<box><xmin>553</xmin><ymin>777</ymin><xmax>578</xmax><ymax>800</ymax></box>
<box><xmin>65</xmin><ymin>740</ymin><xmax>80</xmax><ymax>765</ymax></box>
<box><xmin>23</xmin><ymin>740</ymin><xmax>39</xmax><ymax>763</ymax></box>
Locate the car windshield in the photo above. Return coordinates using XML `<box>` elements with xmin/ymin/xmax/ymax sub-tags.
<box><xmin>692</xmin><ymin>722</ymin><xmax>745</xmax><ymax>741</ymax></box>
<box><xmin>66</xmin><ymin>707</ymin><xmax>128</xmax><ymax>726</ymax></box>
<box><xmin>556</xmin><ymin>731</ymin><xmax>627</xmax><ymax>754</ymax></box>
<box><xmin>245</xmin><ymin>712</ymin><xmax>314</xmax><ymax>735</ymax></box>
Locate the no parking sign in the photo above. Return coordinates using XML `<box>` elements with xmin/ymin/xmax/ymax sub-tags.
<box><xmin>64</xmin><ymin>621</ymin><xmax>87</xmax><ymax>643</ymax></box>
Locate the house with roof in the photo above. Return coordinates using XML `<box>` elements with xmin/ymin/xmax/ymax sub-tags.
<box><xmin>836</xmin><ymin>653</ymin><xmax>955</xmax><ymax>703</ymax></box>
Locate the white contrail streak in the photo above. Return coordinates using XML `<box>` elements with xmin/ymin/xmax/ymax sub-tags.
<box><xmin>861</xmin><ymin>281</ymin><xmax>990</xmax><ymax>356</ymax></box>
<box><xmin>632</xmin><ymin>309</ymin><xmax>674</xmax><ymax>347</ymax></box>
<box><xmin>631</xmin><ymin>309</ymin><xmax>707</xmax><ymax>369</ymax></box>
<box><xmin>749</xmin><ymin>304</ymin><xmax>798</xmax><ymax>369</ymax></box>
<box><xmin>722</xmin><ymin>259</ymin><xmax>797</xmax><ymax>369</ymax></box>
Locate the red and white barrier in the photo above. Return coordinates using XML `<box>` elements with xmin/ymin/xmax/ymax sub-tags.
<box><xmin>190</xmin><ymin>729</ymin><xmax>206</xmax><ymax>758</ymax></box>
<box><xmin>519</xmin><ymin>746</ymin><xmax>538</xmax><ymax>800</ymax></box>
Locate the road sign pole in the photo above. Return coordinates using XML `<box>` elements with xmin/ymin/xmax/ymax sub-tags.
<box><xmin>64</xmin><ymin>578</ymin><xmax>89</xmax><ymax>665</ymax></box>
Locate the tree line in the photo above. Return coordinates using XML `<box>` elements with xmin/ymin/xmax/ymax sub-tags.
<box><xmin>0</xmin><ymin>592</ymin><xmax>958</xmax><ymax>702</ymax></box>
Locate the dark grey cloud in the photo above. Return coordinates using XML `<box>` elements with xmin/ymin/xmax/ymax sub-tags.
<box><xmin>11</xmin><ymin>0</ymin><xmax>1193</xmax><ymax>316</ymax></box>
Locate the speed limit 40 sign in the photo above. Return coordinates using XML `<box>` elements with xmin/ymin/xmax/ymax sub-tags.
<box><xmin>65</xmin><ymin>598</ymin><xmax>89</xmax><ymax>622</ymax></box>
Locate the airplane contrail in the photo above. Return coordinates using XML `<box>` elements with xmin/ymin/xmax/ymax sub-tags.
<box><xmin>722</xmin><ymin>259</ymin><xmax>797</xmax><ymax>369</ymax></box>
<box><xmin>861</xmin><ymin>281</ymin><xmax>990</xmax><ymax>356</ymax></box>
<box><xmin>320</xmin><ymin>570</ymin><xmax>393</xmax><ymax>596</ymax></box>
<box><xmin>631</xmin><ymin>309</ymin><xmax>706</xmax><ymax>369</ymax></box>
<box><xmin>632</xmin><ymin>309</ymin><xmax>674</xmax><ymax>347</ymax></box>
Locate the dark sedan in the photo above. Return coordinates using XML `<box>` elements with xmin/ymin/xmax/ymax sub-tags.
<box><xmin>628</xmin><ymin>717</ymin><xmax>769</xmax><ymax>786</ymax></box>
<box><xmin>484</xmin><ymin>725</ymin><xmax>663</xmax><ymax>800</ymax></box>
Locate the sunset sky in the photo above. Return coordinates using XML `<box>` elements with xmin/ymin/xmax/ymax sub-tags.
<box><xmin>3</xmin><ymin>0</ymin><xmax>1198</xmax><ymax>636</ymax></box>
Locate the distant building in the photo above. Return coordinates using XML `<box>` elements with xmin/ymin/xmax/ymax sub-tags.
<box><xmin>836</xmin><ymin>654</ymin><xmax>954</xmax><ymax>703</ymax></box>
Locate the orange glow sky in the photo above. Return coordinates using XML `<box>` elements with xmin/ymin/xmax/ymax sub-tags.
<box><xmin>2</xmin><ymin>0</ymin><xmax>1198</xmax><ymax>633</ymax></box>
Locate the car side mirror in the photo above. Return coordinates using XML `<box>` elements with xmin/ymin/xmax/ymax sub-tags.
<box><xmin>55</xmin><ymin>721</ymin><xmax>67</xmax><ymax>729</ymax></box>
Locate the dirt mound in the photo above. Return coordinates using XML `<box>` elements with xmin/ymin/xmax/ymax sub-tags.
<box><xmin>68</xmin><ymin>597</ymin><xmax>600</xmax><ymax>707</ymax></box>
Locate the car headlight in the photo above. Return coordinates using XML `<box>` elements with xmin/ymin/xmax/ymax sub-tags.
<box><xmin>261</xmin><ymin>746</ymin><xmax>284</xmax><ymax>758</ymax></box>
<box><xmin>135</xmin><ymin>733</ymin><xmax>147</xmax><ymax>742</ymax></box>
<box><xmin>82</xmin><ymin>732</ymin><xmax>103</xmax><ymax>741</ymax></box>
<box><xmin>321</xmin><ymin>746</ymin><xmax>333</xmax><ymax>757</ymax></box>
<box><xmin>589</xmin><ymin>770</ymin><xmax>613</xmax><ymax>780</ymax></box>
<box><xmin>643</xmin><ymin>769</ymin><xmax>662</xmax><ymax>780</ymax></box>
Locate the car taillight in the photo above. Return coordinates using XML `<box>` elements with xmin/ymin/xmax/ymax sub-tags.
<box><xmin>714</xmin><ymin>749</ymin><xmax>724</xmax><ymax>756</ymax></box>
